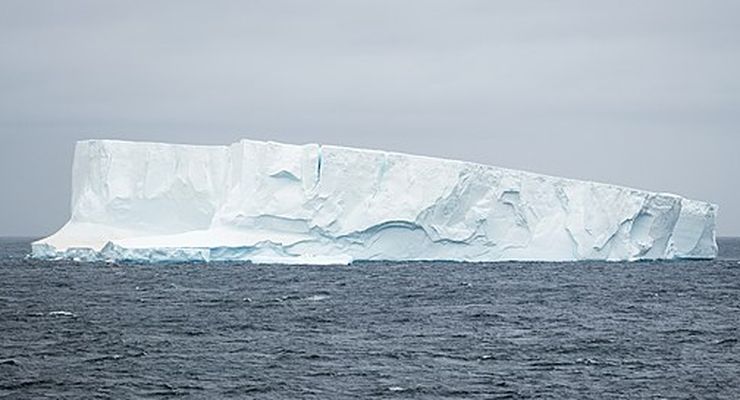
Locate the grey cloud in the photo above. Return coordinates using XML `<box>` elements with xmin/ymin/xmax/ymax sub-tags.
<box><xmin>0</xmin><ymin>0</ymin><xmax>738</xmax><ymax>236</ymax></box>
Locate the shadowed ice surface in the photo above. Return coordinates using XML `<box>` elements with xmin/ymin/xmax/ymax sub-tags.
<box><xmin>1</xmin><ymin>238</ymin><xmax>739</xmax><ymax>398</ymax></box>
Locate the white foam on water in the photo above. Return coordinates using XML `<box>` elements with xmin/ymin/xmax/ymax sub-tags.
<box><xmin>48</xmin><ymin>311</ymin><xmax>75</xmax><ymax>317</ymax></box>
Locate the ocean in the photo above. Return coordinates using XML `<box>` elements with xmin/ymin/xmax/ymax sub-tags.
<box><xmin>1</xmin><ymin>237</ymin><xmax>738</xmax><ymax>399</ymax></box>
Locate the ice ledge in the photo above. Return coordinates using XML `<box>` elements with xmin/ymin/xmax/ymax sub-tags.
<box><xmin>31</xmin><ymin>242</ymin><xmax>354</xmax><ymax>265</ymax></box>
<box><xmin>32</xmin><ymin>138</ymin><xmax>719</xmax><ymax>264</ymax></box>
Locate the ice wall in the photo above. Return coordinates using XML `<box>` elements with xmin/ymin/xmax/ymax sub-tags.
<box><xmin>32</xmin><ymin>139</ymin><xmax>718</xmax><ymax>263</ymax></box>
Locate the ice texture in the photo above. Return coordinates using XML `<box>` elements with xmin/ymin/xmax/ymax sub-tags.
<box><xmin>32</xmin><ymin>139</ymin><xmax>718</xmax><ymax>264</ymax></box>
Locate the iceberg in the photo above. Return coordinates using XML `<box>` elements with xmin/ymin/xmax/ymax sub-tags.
<box><xmin>32</xmin><ymin>139</ymin><xmax>718</xmax><ymax>264</ymax></box>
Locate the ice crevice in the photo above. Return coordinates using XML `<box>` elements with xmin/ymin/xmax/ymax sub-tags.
<box><xmin>32</xmin><ymin>138</ymin><xmax>719</xmax><ymax>264</ymax></box>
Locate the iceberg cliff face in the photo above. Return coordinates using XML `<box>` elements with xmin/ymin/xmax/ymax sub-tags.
<box><xmin>32</xmin><ymin>139</ymin><xmax>718</xmax><ymax>264</ymax></box>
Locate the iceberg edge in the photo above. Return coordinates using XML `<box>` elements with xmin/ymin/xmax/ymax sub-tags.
<box><xmin>33</xmin><ymin>138</ymin><xmax>719</xmax><ymax>264</ymax></box>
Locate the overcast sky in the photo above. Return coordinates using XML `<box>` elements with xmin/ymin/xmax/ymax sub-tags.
<box><xmin>0</xmin><ymin>0</ymin><xmax>738</xmax><ymax>237</ymax></box>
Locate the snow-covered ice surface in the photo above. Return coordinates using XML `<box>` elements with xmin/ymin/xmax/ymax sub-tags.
<box><xmin>32</xmin><ymin>139</ymin><xmax>718</xmax><ymax>264</ymax></box>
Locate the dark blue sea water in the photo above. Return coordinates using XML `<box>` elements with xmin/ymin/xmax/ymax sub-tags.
<box><xmin>1</xmin><ymin>238</ymin><xmax>739</xmax><ymax>399</ymax></box>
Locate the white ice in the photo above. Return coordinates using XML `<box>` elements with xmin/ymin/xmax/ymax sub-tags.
<box><xmin>32</xmin><ymin>139</ymin><xmax>718</xmax><ymax>264</ymax></box>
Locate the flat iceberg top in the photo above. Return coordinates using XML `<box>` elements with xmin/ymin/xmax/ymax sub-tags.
<box><xmin>33</xmin><ymin>138</ymin><xmax>718</xmax><ymax>263</ymax></box>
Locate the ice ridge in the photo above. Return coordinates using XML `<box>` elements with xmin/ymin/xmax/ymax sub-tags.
<box><xmin>32</xmin><ymin>139</ymin><xmax>718</xmax><ymax>264</ymax></box>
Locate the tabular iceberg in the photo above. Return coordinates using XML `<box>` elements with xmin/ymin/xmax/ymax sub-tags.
<box><xmin>32</xmin><ymin>139</ymin><xmax>718</xmax><ymax>264</ymax></box>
